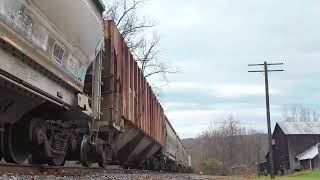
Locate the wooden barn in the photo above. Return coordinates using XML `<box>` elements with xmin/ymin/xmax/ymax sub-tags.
<box><xmin>270</xmin><ymin>122</ymin><xmax>320</xmax><ymax>174</ymax></box>
<box><xmin>296</xmin><ymin>143</ymin><xmax>320</xmax><ymax>170</ymax></box>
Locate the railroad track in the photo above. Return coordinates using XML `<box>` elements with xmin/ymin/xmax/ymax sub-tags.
<box><xmin>0</xmin><ymin>163</ymin><xmax>149</xmax><ymax>177</ymax></box>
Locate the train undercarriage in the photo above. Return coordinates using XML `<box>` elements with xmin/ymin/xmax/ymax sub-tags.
<box><xmin>0</xmin><ymin>107</ymin><xmax>114</xmax><ymax>167</ymax></box>
<box><xmin>137</xmin><ymin>156</ymin><xmax>192</xmax><ymax>172</ymax></box>
<box><xmin>0</xmin><ymin>101</ymin><xmax>114</xmax><ymax>167</ymax></box>
<box><xmin>0</xmin><ymin>57</ymin><xmax>113</xmax><ymax>168</ymax></box>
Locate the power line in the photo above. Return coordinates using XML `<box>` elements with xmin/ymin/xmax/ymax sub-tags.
<box><xmin>248</xmin><ymin>61</ymin><xmax>284</xmax><ymax>179</ymax></box>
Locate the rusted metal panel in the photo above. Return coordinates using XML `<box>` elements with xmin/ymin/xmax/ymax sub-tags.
<box><xmin>129</xmin><ymin>54</ymin><xmax>134</xmax><ymax>121</ymax></box>
<box><xmin>138</xmin><ymin>70</ymin><xmax>142</xmax><ymax>128</ymax></box>
<box><xmin>105</xmin><ymin>20</ymin><xmax>164</xmax><ymax>145</ymax></box>
<box><xmin>134</xmin><ymin>61</ymin><xmax>138</xmax><ymax>124</ymax></box>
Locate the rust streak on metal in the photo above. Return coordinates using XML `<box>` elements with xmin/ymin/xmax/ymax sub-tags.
<box><xmin>103</xmin><ymin>20</ymin><xmax>164</xmax><ymax>145</ymax></box>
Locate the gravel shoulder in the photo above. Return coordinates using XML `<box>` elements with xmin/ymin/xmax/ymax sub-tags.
<box><xmin>0</xmin><ymin>172</ymin><xmax>249</xmax><ymax>180</ymax></box>
<box><xmin>0</xmin><ymin>163</ymin><xmax>249</xmax><ymax>180</ymax></box>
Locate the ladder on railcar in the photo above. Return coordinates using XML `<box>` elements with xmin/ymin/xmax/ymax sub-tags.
<box><xmin>100</xmin><ymin>38</ymin><xmax>122</xmax><ymax>134</ymax></box>
<box><xmin>83</xmin><ymin>39</ymin><xmax>122</xmax><ymax>141</ymax></box>
<box><xmin>81</xmin><ymin>50</ymin><xmax>111</xmax><ymax>167</ymax></box>
<box><xmin>90</xmin><ymin>51</ymin><xmax>104</xmax><ymax>144</ymax></box>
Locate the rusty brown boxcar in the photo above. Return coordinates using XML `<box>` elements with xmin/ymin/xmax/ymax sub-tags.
<box><xmin>103</xmin><ymin>20</ymin><xmax>164</xmax><ymax>166</ymax></box>
<box><xmin>103</xmin><ymin>21</ymin><xmax>191</xmax><ymax>172</ymax></box>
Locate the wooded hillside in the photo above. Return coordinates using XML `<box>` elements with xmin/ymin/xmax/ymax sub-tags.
<box><xmin>182</xmin><ymin>115</ymin><xmax>268</xmax><ymax>175</ymax></box>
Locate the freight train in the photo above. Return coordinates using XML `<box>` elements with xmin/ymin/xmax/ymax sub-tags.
<box><xmin>0</xmin><ymin>0</ymin><xmax>192</xmax><ymax>172</ymax></box>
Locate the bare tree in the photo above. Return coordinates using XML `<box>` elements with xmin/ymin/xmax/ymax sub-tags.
<box><xmin>103</xmin><ymin>0</ymin><xmax>178</xmax><ymax>85</ymax></box>
<box><xmin>282</xmin><ymin>104</ymin><xmax>320</xmax><ymax>122</ymax></box>
<box><xmin>196</xmin><ymin>114</ymin><xmax>268</xmax><ymax>175</ymax></box>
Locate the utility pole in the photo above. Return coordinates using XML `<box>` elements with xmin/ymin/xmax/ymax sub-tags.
<box><xmin>248</xmin><ymin>61</ymin><xmax>283</xmax><ymax>179</ymax></box>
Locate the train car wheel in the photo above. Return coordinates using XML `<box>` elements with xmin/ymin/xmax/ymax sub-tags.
<box><xmin>49</xmin><ymin>155</ymin><xmax>65</xmax><ymax>166</ymax></box>
<box><xmin>80</xmin><ymin>135</ymin><xmax>92</xmax><ymax>167</ymax></box>
<box><xmin>2</xmin><ymin>123</ymin><xmax>30</xmax><ymax>164</ymax></box>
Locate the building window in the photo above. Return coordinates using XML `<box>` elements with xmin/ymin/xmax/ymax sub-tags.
<box><xmin>52</xmin><ymin>42</ymin><xmax>65</xmax><ymax>64</ymax></box>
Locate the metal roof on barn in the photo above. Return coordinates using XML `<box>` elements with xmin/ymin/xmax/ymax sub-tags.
<box><xmin>277</xmin><ymin>121</ymin><xmax>320</xmax><ymax>135</ymax></box>
<box><xmin>296</xmin><ymin>143</ymin><xmax>320</xmax><ymax>160</ymax></box>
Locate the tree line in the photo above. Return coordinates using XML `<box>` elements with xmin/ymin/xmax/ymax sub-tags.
<box><xmin>184</xmin><ymin>104</ymin><xmax>320</xmax><ymax>176</ymax></box>
<box><xmin>190</xmin><ymin>115</ymin><xmax>268</xmax><ymax>175</ymax></box>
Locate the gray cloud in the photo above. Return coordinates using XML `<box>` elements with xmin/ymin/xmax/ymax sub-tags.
<box><xmin>139</xmin><ymin>0</ymin><xmax>320</xmax><ymax>138</ymax></box>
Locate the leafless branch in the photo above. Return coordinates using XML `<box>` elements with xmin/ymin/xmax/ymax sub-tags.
<box><xmin>104</xmin><ymin>0</ymin><xmax>179</xmax><ymax>91</ymax></box>
<box><xmin>116</xmin><ymin>0</ymin><xmax>143</xmax><ymax>26</ymax></box>
<box><xmin>282</xmin><ymin>104</ymin><xmax>319</xmax><ymax>122</ymax></box>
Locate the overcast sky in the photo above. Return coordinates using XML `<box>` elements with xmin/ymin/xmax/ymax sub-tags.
<box><xmin>135</xmin><ymin>0</ymin><xmax>320</xmax><ymax>138</ymax></box>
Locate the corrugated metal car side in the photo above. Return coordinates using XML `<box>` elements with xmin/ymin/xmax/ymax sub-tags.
<box><xmin>180</xmin><ymin>139</ymin><xmax>189</xmax><ymax>166</ymax></box>
<box><xmin>106</xmin><ymin>20</ymin><xmax>164</xmax><ymax>145</ymax></box>
<box><xmin>165</xmin><ymin>115</ymin><xmax>190</xmax><ymax>167</ymax></box>
<box><xmin>164</xmin><ymin>117</ymin><xmax>178</xmax><ymax>160</ymax></box>
<box><xmin>176</xmin><ymin>139</ymin><xmax>183</xmax><ymax>164</ymax></box>
<box><xmin>177</xmin><ymin>139</ymin><xmax>189</xmax><ymax>166</ymax></box>
<box><xmin>182</xmin><ymin>145</ymin><xmax>189</xmax><ymax>166</ymax></box>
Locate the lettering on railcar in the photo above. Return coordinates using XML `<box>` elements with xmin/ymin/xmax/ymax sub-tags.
<box><xmin>67</xmin><ymin>55</ymin><xmax>79</xmax><ymax>76</ymax></box>
<box><xmin>11</xmin><ymin>60</ymin><xmax>29</xmax><ymax>81</ymax></box>
<box><xmin>1</xmin><ymin>0</ymin><xmax>49</xmax><ymax>51</ymax></box>
<box><xmin>7</xmin><ymin>7</ymin><xmax>33</xmax><ymax>39</ymax></box>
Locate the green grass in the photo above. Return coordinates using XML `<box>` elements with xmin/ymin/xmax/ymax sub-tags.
<box><xmin>290</xmin><ymin>171</ymin><xmax>320</xmax><ymax>178</ymax></box>
<box><xmin>251</xmin><ymin>171</ymin><xmax>320</xmax><ymax>180</ymax></box>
